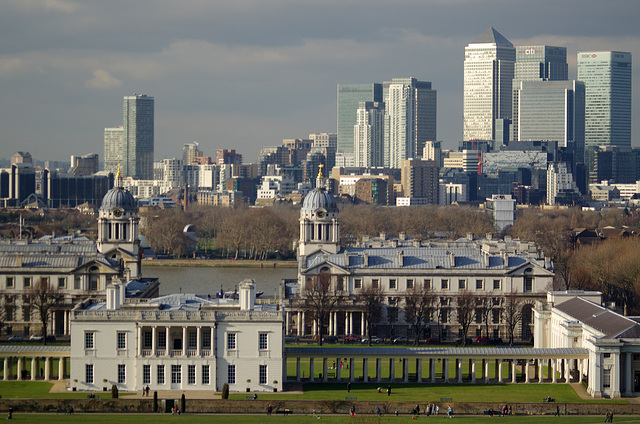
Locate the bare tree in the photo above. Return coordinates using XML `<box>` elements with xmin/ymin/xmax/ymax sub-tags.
<box><xmin>455</xmin><ymin>291</ymin><xmax>475</xmax><ymax>346</ymax></box>
<box><xmin>300</xmin><ymin>272</ymin><xmax>343</xmax><ymax>346</ymax></box>
<box><xmin>356</xmin><ymin>284</ymin><xmax>384</xmax><ymax>346</ymax></box>
<box><xmin>403</xmin><ymin>286</ymin><xmax>435</xmax><ymax>345</ymax></box>
<box><xmin>28</xmin><ymin>278</ymin><xmax>64</xmax><ymax>345</ymax></box>
<box><xmin>503</xmin><ymin>291</ymin><xmax>523</xmax><ymax>346</ymax></box>
<box><xmin>478</xmin><ymin>296</ymin><xmax>496</xmax><ymax>339</ymax></box>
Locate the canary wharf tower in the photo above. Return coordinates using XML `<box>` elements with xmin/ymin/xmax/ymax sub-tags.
<box><xmin>463</xmin><ymin>28</ymin><xmax>515</xmax><ymax>141</ymax></box>
<box><xmin>123</xmin><ymin>94</ymin><xmax>154</xmax><ymax>180</ymax></box>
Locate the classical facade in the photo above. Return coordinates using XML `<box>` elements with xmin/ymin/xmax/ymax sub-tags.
<box><xmin>70</xmin><ymin>281</ymin><xmax>284</xmax><ymax>393</ymax></box>
<box><xmin>534</xmin><ymin>291</ymin><xmax>640</xmax><ymax>398</ymax></box>
<box><xmin>292</xmin><ymin>177</ymin><xmax>554</xmax><ymax>342</ymax></box>
<box><xmin>0</xmin><ymin>170</ymin><xmax>157</xmax><ymax>337</ymax></box>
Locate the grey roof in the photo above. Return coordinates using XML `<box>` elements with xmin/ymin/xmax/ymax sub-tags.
<box><xmin>0</xmin><ymin>345</ymin><xmax>70</xmax><ymax>353</ymax></box>
<box><xmin>100</xmin><ymin>186</ymin><xmax>137</xmax><ymax>212</ymax></box>
<box><xmin>471</xmin><ymin>27</ymin><xmax>512</xmax><ymax>47</ymax></box>
<box><xmin>305</xmin><ymin>246</ymin><xmax>541</xmax><ymax>272</ymax></box>
<box><xmin>0</xmin><ymin>241</ymin><xmax>97</xmax><ymax>254</ymax></box>
<box><xmin>555</xmin><ymin>297</ymin><xmax>640</xmax><ymax>339</ymax></box>
<box><xmin>0</xmin><ymin>253</ymin><xmax>115</xmax><ymax>270</ymax></box>
<box><xmin>285</xmin><ymin>346</ymin><xmax>587</xmax><ymax>358</ymax></box>
<box><xmin>301</xmin><ymin>187</ymin><xmax>338</xmax><ymax>213</ymax></box>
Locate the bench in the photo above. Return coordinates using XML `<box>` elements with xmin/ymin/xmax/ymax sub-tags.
<box><xmin>440</xmin><ymin>397</ymin><xmax>452</xmax><ymax>402</ymax></box>
<box><xmin>483</xmin><ymin>410</ymin><xmax>499</xmax><ymax>416</ymax></box>
<box><xmin>87</xmin><ymin>394</ymin><xmax>99</xmax><ymax>399</ymax></box>
<box><xmin>56</xmin><ymin>408</ymin><xmax>72</xmax><ymax>415</ymax></box>
<box><xmin>276</xmin><ymin>409</ymin><xmax>291</xmax><ymax>416</ymax></box>
<box><xmin>543</xmin><ymin>398</ymin><xmax>555</xmax><ymax>402</ymax></box>
<box><xmin>345</xmin><ymin>397</ymin><xmax>357</xmax><ymax>400</ymax></box>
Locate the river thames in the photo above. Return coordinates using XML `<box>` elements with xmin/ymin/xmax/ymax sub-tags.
<box><xmin>142</xmin><ymin>264</ymin><xmax>298</xmax><ymax>298</ymax></box>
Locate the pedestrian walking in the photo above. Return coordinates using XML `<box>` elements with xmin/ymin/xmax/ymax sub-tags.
<box><xmin>267</xmin><ymin>404</ymin><xmax>272</xmax><ymax>415</ymax></box>
<box><xmin>347</xmin><ymin>382</ymin><xmax>351</xmax><ymax>393</ymax></box>
<box><xmin>387</xmin><ymin>385</ymin><xmax>391</xmax><ymax>396</ymax></box>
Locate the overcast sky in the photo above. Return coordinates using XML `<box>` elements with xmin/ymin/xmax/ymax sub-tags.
<box><xmin>1</xmin><ymin>0</ymin><xmax>640</xmax><ymax>164</ymax></box>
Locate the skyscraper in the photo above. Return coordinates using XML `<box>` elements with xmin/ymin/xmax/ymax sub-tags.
<box><xmin>104</xmin><ymin>126</ymin><xmax>123</xmax><ymax>175</ymax></box>
<box><xmin>337</xmin><ymin>84</ymin><xmax>382</xmax><ymax>155</ymax></box>
<box><xmin>384</xmin><ymin>77</ymin><xmax>436</xmax><ymax>169</ymax></box>
<box><xmin>463</xmin><ymin>28</ymin><xmax>515</xmax><ymax>142</ymax></box>
<box><xmin>354</xmin><ymin>101</ymin><xmax>385</xmax><ymax>167</ymax></box>
<box><xmin>577</xmin><ymin>51</ymin><xmax>632</xmax><ymax>173</ymax></box>
<box><xmin>123</xmin><ymin>94</ymin><xmax>154</xmax><ymax>180</ymax></box>
<box><xmin>512</xmin><ymin>45</ymin><xmax>568</xmax><ymax>141</ymax></box>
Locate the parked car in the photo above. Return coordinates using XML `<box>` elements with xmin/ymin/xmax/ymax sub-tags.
<box><xmin>454</xmin><ymin>337</ymin><xmax>473</xmax><ymax>346</ymax></box>
<box><xmin>392</xmin><ymin>336</ymin><xmax>408</xmax><ymax>344</ymax></box>
<box><xmin>474</xmin><ymin>337</ymin><xmax>489</xmax><ymax>344</ymax></box>
<box><xmin>322</xmin><ymin>335</ymin><xmax>339</xmax><ymax>344</ymax></box>
<box><xmin>46</xmin><ymin>335</ymin><xmax>56</xmax><ymax>342</ymax></box>
<box><xmin>361</xmin><ymin>336</ymin><xmax>382</xmax><ymax>344</ymax></box>
<box><xmin>284</xmin><ymin>335</ymin><xmax>299</xmax><ymax>343</ymax></box>
<box><xmin>8</xmin><ymin>335</ymin><xmax>23</xmax><ymax>342</ymax></box>
<box><xmin>29</xmin><ymin>335</ymin><xmax>43</xmax><ymax>341</ymax></box>
<box><xmin>488</xmin><ymin>337</ymin><xmax>503</xmax><ymax>345</ymax></box>
<box><xmin>344</xmin><ymin>334</ymin><xmax>361</xmax><ymax>343</ymax></box>
<box><xmin>422</xmin><ymin>337</ymin><xmax>440</xmax><ymax>344</ymax></box>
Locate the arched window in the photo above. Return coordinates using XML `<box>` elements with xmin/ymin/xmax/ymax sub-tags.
<box><xmin>523</xmin><ymin>268</ymin><xmax>533</xmax><ymax>293</ymax></box>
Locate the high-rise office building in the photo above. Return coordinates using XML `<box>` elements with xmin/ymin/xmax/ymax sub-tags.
<box><xmin>384</xmin><ymin>77</ymin><xmax>437</xmax><ymax>169</ymax></box>
<box><xmin>516</xmin><ymin>80</ymin><xmax>585</xmax><ymax>165</ymax></box>
<box><xmin>337</xmin><ymin>84</ymin><xmax>383</xmax><ymax>155</ymax></box>
<box><xmin>511</xmin><ymin>45</ymin><xmax>568</xmax><ymax>141</ymax></box>
<box><xmin>104</xmin><ymin>126</ymin><xmax>124</xmax><ymax>175</ymax></box>
<box><xmin>123</xmin><ymin>94</ymin><xmax>154</xmax><ymax>180</ymax></box>
<box><xmin>577</xmin><ymin>51</ymin><xmax>632</xmax><ymax>174</ymax></box>
<box><xmin>309</xmin><ymin>133</ymin><xmax>337</xmax><ymax>149</ymax></box>
<box><xmin>463</xmin><ymin>28</ymin><xmax>515</xmax><ymax>142</ymax></box>
<box><xmin>183</xmin><ymin>142</ymin><xmax>202</xmax><ymax>166</ymax></box>
<box><xmin>354</xmin><ymin>101</ymin><xmax>385</xmax><ymax>167</ymax></box>
<box><xmin>400</xmin><ymin>158</ymin><xmax>439</xmax><ymax>203</ymax></box>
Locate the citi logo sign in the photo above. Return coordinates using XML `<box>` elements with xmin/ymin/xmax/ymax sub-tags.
<box><xmin>525</xmin><ymin>48</ymin><xmax>536</xmax><ymax>55</ymax></box>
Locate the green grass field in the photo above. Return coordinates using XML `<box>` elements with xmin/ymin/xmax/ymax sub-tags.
<box><xmin>0</xmin><ymin>381</ymin><xmax>135</xmax><ymax>399</ymax></box>
<box><xmin>3</xmin><ymin>414</ymin><xmax>640</xmax><ymax>424</ymax></box>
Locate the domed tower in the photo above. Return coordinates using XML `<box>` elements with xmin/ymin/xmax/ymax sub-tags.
<box><xmin>298</xmin><ymin>166</ymin><xmax>340</xmax><ymax>258</ymax></box>
<box><xmin>97</xmin><ymin>167</ymin><xmax>141</xmax><ymax>279</ymax></box>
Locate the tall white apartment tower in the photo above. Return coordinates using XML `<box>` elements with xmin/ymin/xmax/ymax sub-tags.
<box><xmin>354</xmin><ymin>101</ymin><xmax>385</xmax><ymax>167</ymax></box>
<box><xmin>123</xmin><ymin>94</ymin><xmax>154</xmax><ymax>180</ymax></box>
<box><xmin>463</xmin><ymin>28</ymin><xmax>515</xmax><ymax>142</ymax></box>
<box><xmin>383</xmin><ymin>77</ymin><xmax>436</xmax><ymax>169</ymax></box>
<box><xmin>577</xmin><ymin>51</ymin><xmax>632</xmax><ymax>173</ymax></box>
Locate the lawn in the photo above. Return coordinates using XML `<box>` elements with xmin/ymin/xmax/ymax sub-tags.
<box><xmin>3</xmin><ymin>414</ymin><xmax>640</xmax><ymax>424</ymax></box>
<box><xmin>0</xmin><ymin>381</ymin><xmax>135</xmax><ymax>399</ymax></box>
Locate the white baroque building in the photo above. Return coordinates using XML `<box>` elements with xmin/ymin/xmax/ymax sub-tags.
<box><xmin>70</xmin><ymin>280</ymin><xmax>284</xmax><ymax>393</ymax></box>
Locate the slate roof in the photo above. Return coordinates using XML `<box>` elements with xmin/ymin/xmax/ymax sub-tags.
<box><xmin>555</xmin><ymin>297</ymin><xmax>640</xmax><ymax>339</ymax></box>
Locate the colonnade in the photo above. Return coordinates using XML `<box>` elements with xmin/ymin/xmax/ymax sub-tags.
<box><xmin>0</xmin><ymin>356</ymin><xmax>68</xmax><ymax>381</ymax></box>
<box><xmin>288</xmin><ymin>311</ymin><xmax>365</xmax><ymax>337</ymax></box>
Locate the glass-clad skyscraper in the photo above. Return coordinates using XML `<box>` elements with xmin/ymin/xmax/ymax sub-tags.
<box><xmin>337</xmin><ymin>84</ymin><xmax>382</xmax><ymax>155</ymax></box>
<box><xmin>577</xmin><ymin>51</ymin><xmax>632</xmax><ymax>172</ymax></box>
<box><xmin>123</xmin><ymin>94</ymin><xmax>154</xmax><ymax>180</ymax></box>
<box><xmin>463</xmin><ymin>28</ymin><xmax>515</xmax><ymax>142</ymax></box>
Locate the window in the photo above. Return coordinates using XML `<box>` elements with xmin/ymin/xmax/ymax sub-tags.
<box><xmin>372</xmin><ymin>279</ymin><xmax>379</xmax><ymax>289</ymax></box>
<box><xmin>188</xmin><ymin>365</ymin><xmax>196</xmax><ymax>384</ymax></box>
<box><xmin>188</xmin><ymin>331</ymin><xmax>197</xmax><ymax>349</ymax></box>
<box><xmin>336</xmin><ymin>277</ymin><xmax>344</xmax><ymax>291</ymax></box>
<box><xmin>259</xmin><ymin>333</ymin><xmax>268</xmax><ymax>350</ymax></box>
<box><xmin>603</xmin><ymin>353</ymin><xmax>611</xmax><ymax>358</ymax></box>
<box><xmin>354</xmin><ymin>279</ymin><xmax>362</xmax><ymax>289</ymax></box>
<box><xmin>259</xmin><ymin>364</ymin><xmax>267</xmax><ymax>385</ymax></box>
<box><xmin>23</xmin><ymin>277</ymin><xmax>31</xmax><ymax>288</ymax></box>
<box><xmin>424</xmin><ymin>279</ymin><xmax>431</xmax><ymax>290</ymax></box>
<box><xmin>227</xmin><ymin>333</ymin><xmax>236</xmax><ymax>350</ymax></box>
<box><xmin>117</xmin><ymin>332</ymin><xmax>126</xmax><ymax>350</ymax></box>
<box><xmin>493</xmin><ymin>279</ymin><xmax>501</xmax><ymax>290</ymax></box>
<box><xmin>406</xmin><ymin>279</ymin><xmax>414</xmax><ymax>290</ymax></box>
<box><xmin>5</xmin><ymin>308</ymin><xmax>12</xmax><ymax>321</ymax></box>
<box><xmin>442</xmin><ymin>309</ymin><xmax>448</xmax><ymax>323</ymax></box>
<box><xmin>389</xmin><ymin>279</ymin><xmax>397</xmax><ymax>289</ymax></box>
<box><xmin>6</xmin><ymin>277</ymin><xmax>13</xmax><ymax>288</ymax></box>
<box><xmin>74</xmin><ymin>277</ymin><xmax>81</xmax><ymax>290</ymax></box>
<box><xmin>90</xmin><ymin>274</ymin><xmax>98</xmax><ymax>291</ymax></box>
<box><xmin>85</xmin><ymin>332</ymin><xmax>95</xmax><ymax>349</ymax></box>
<box><xmin>85</xmin><ymin>364</ymin><xmax>94</xmax><ymax>384</ymax></box>
<box><xmin>492</xmin><ymin>310</ymin><xmax>501</xmax><ymax>324</ymax></box>
<box><xmin>441</xmin><ymin>279</ymin><xmax>449</xmax><ymax>290</ymax></box>
<box><xmin>143</xmin><ymin>331</ymin><xmax>152</xmax><ymax>349</ymax></box>
<box><xmin>58</xmin><ymin>277</ymin><xmax>66</xmax><ymax>288</ymax></box>
<box><xmin>158</xmin><ymin>331</ymin><xmax>167</xmax><ymax>349</ymax></box>
<box><xmin>157</xmin><ymin>365</ymin><xmax>165</xmax><ymax>384</ymax></box>
<box><xmin>23</xmin><ymin>307</ymin><xmax>30</xmax><ymax>322</ymax></box>
<box><xmin>458</xmin><ymin>279</ymin><xmax>466</xmax><ymax>290</ymax></box>
<box><xmin>143</xmin><ymin>365</ymin><xmax>151</xmax><ymax>384</ymax></box>
<box><xmin>524</xmin><ymin>269</ymin><xmax>533</xmax><ymax>293</ymax></box>
<box><xmin>603</xmin><ymin>368</ymin><xmax>611</xmax><ymax>388</ymax></box>
<box><xmin>202</xmin><ymin>330</ymin><xmax>211</xmax><ymax>349</ymax></box>
<box><xmin>476</xmin><ymin>280</ymin><xmax>483</xmax><ymax>290</ymax></box>
<box><xmin>228</xmin><ymin>365</ymin><xmax>236</xmax><ymax>384</ymax></box>
<box><xmin>475</xmin><ymin>309</ymin><xmax>482</xmax><ymax>323</ymax></box>
<box><xmin>118</xmin><ymin>364</ymin><xmax>126</xmax><ymax>384</ymax></box>
<box><xmin>388</xmin><ymin>307</ymin><xmax>398</xmax><ymax>323</ymax></box>
<box><xmin>171</xmin><ymin>365</ymin><xmax>182</xmax><ymax>384</ymax></box>
<box><xmin>202</xmin><ymin>365</ymin><xmax>210</xmax><ymax>385</ymax></box>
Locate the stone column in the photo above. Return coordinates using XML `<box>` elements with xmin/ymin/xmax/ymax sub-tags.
<box><xmin>389</xmin><ymin>358</ymin><xmax>395</xmax><ymax>382</ymax></box>
<box><xmin>376</xmin><ymin>358</ymin><xmax>382</xmax><ymax>383</ymax></box>
<box><xmin>612</xmin><ymin>353</ymin><xmax>621</xmax><ymax>397</ymax></box>
<box><xmin>361</xmin><ymin>313</ymin><xmax>366</xmax><ymax>337</ymax></box>
<box><xmin>430</xmin><ymin>359</ymin><xmax>436</xmax><ymax>383</ymax></box>
<box><xmin>511</xmin><ymin>360</ymin><xmax>517</xmax><ymax>383</ymax></box>
<box><xmin>471</xmin><ymin>360</ymin><xmax>476</xmax><ymax>383</ymax></box>
<box><xmin>44</xmin><ymin>357</ymin><xmax>50</xmax><ymax>380</ymax></box>
<box><xmin>165</xmin><ymin>327</ymin><xmax>170</xmax><ymax>355</ymax></box>
<box><xmin>417</xmin><ymin>359</ymin><xmax>422</xmax><ymax>383</ymax></box>
<box><xmin>444</xmin><ymin>359</ymin><xmax>449</xmax><ymax>383</ymax></box>
<box><xmin>484</xmin><ymin>360</ymin><xmax>490</xmax><ymax>383</ymax></box>
<box><xmin>137</xmin><ymin>326</ymin><xmax>142</xmax><ymax>356</ymax></box>
<box><xmin>196</xmin><ymin>326</ymin><xmax>201</xmax><ymax>357</ymax></box>
<box><xmin>350</xmin><ymin>358</ymin><xmax>355</xmax><ymax>382</ymax></box>
<box><xmin>210</xmin><ymin>327</ymin><xmax>214</xmax><ymax>356</ymax></box>
<box><xmin>310</xmin><ymin>358</ymin><xmax>315</xmax><ymax>382</ymax></box>
<box><xmin>16</xmin><ymin>357</ymin><xmax>22</xmax><ymax>381</ymax></box>
<box><xmin>525</xmin><ymin>360</ymin><xmax>530</xmax><ymax>383</ymax></box>
<box><xmin>457</xmin><ymin>359</ymin><xmax>462</xmax><ymax>383</ymax></box>
<box><xmin>312</xmin><ymin>320</ymin><xmax>317</xmax><ymax>337</ymax></box>
<box><xmin>403</xmin><ymin>359</ymin><xmax>409</xmax><ymax>383</ymax></box>
<box><xmin>349</xmin><ymin>312</ymin><xmax>354</xmax><ymax>335</ymax></box>
<box><xmin>538</xmin><ymin>359</ymin><xmax>544</xmax><ymax>383</ymax></box>
<box><xmin>344</xmin><ymin>312</ymin><xmax>349</xmax><ymax>336</ymax></box>
<box><xmin>329</xmin><ymin>313</ymin><xmax>333</xmax><ymax>336</ymax></box>
<box><xmin>301</xmin><ymin>312</ymin><xmax>306</xmax><ymax>337</ymax></box>
<box><xmin>297</xmin><ymin>312</ymin><xmax>302</xmax><ymax>336</ymax></box>
<box><xmin>58</xmin><ymin>358</ymin><xmax>64</xmax><ymax>380</ymax></box>
<box><xmin>363</xmin><ymin>358</ymin><xmax>369</xmax><ymax>383</ymax></box>
<box><xmin>579</xmin><ymin>359</ymin><xmax>584</xmax><ymax>384</ymax></box>
<box><xmin>323</xmin><ymin>358</ymin><xmax>328</xmax><ymax>383</ymax></box>
<box><xmin>3</xmin><ymin>357</ymin><xmax>8</xmax><ymax>381</ymax></box>
<box><xmin>285</xmin><ymin>311</ymin><xmax>290</xmax><ymax>335</ymax></box>
<box><xmin>152</xmin><ymin>326</ymin><xmax>157</xmax><ymax>356</ymax></box>
<box><xmin>498</xmin><ymin>360</ymin><xmax>503</xmax><ymax>383</ymax></box>
<box><xmin>552</xmin><ymin>359</ymin><xmax>557</xmax><ymax>383</ymax></box>
<box><xmin>182</xmin><ymin>327</ymin><xmax>187</xmax><ymax>356</ymax></box>
<box><xmin>296</xmin><ymin>358</ymin><xmax>301</xmax><ymax>382</ymax></box>
<box><xmin>30</xmin><ymin>358</ymin><xmax>36</xmax><ymax>381</ymax></box>
<box><xmin>336</xmin><ymin>357</ymin><xmax>342</xmax><ymax>381</ymax></box>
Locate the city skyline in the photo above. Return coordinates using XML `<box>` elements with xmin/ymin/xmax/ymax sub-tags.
<box><xmin>1</xmin><ymin>1</ymin><xmax>639</xmax><ymax>163</ymax></box>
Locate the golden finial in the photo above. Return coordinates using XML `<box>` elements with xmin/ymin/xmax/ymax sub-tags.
<box><xmin>116</xmin><ymin>163</ymin><xmax>122</xmax><ymax>179</ymax></box>
<box><xmin>317</xmin><ymin>164</ymin><xmax>324</xmax><ymax>180</ymax></box>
